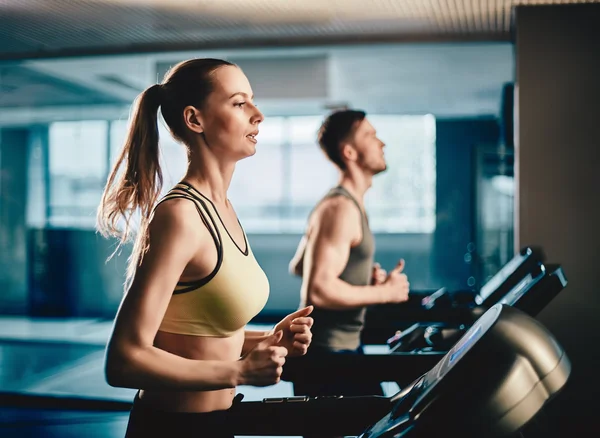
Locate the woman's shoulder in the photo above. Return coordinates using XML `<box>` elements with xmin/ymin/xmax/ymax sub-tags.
<box><xmin>149</xmin><ymin>197</ymin><xmax>205</xmax><ymax>242</ymax></box>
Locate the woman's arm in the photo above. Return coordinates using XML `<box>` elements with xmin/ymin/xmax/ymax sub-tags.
<box><xmin>104</xmin><ymin>199</ymin><xmax>244</xmax><ymax>391</ymax></box>
<box><xmin>242</xmin><ymin>329</ymin><xmax>273</xmax><ymax>357</ymax></box>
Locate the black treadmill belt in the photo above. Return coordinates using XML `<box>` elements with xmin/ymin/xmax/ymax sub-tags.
<box><xmin>231</xmin><ymin>395</ymin><xmax>391</xmax><ymax>436</ymax></box>
<box><xmin>282</xmin><ymin>351</ymin><xmax>443</xmax><ymax>387</ymax></box>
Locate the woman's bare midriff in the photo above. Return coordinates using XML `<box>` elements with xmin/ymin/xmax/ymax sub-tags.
<box><xmin>139</xmin><ymin>329</ymin><xmax>245</xmax><ymax>413</ymax></box>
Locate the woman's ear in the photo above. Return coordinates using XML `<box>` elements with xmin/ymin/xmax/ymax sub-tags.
<box><xmin>183</xmin><ymin>105</ymin><xmax>204</xmax><ymax>134</ymax></box>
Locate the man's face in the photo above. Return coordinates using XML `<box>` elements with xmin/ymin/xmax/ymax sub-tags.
<box><xmin>349</xmin><ymin>118</ymin><xmax>387</xmax><ymax>175</ymax></box>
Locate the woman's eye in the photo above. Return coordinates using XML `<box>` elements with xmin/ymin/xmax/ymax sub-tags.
<box><xmin>234</xmin><ymin>102</ymin><xmax>246</xmax><ymax>108</ymax></box>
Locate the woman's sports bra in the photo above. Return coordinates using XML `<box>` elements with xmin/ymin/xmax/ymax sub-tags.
<box><xmin>156</xmin><ymin>182</ymin><xmax>270</xmax><ymax>337</ymax></box>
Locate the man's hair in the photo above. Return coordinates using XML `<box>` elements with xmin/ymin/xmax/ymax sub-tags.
<box><xmin>317</xmin><ymin>109</ymin><xmax>366</xmax><ymax>170</ymax></box>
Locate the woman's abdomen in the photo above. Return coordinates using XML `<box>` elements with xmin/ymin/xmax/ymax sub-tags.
<box><xmin>139</xmin><ymin>330</ymin><xmax>244</xmax><ymax>412</ymax></box>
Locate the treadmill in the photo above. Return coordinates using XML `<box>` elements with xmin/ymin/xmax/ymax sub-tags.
<box><xmin>430</xmin><ymin>245</ymin><xmax>546</xmax><ymax>310</ymax></box>
<box><xmin>282</xmin><ymin>262</ymin><xmax>567</xmax><ymax>389</ymax></box>
<box><xmin>389</xmin><ymin>263</ymin><xmax>568</xmax><ymax>353</ymax></box>
<box><xmin>1</xmin><ymin>306</ymin><xmax>570</xmax><ymax>438</ymax></box>
<box><xmin>232</xmin><ymin>304</ymin><xmax>571</xmax><ymax>437</ymax></box>
<box><xmin>366</xmin><ymin>246</ymin><xmax>546</xmax><ymax>335</ymax></box>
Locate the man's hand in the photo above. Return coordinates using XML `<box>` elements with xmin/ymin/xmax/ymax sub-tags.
<box><xmin>371</xmin><ymin>262</ymin><xmax>387</xmax><ymax>285</ymax></box>
<box><xmin>382</xmin><ymin>259</ymin><xmax>410</xmax><ymax>303</ymax></box>
<box><xmin>273</xmin><ymin>306</ymin><xmax>314</xmax><ymax>357</ymax></box>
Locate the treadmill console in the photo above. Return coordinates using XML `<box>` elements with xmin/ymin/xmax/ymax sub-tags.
<box><xmin>502</xmin><ymin>264</ymin><xmax>567</xmax><ymax>317</ymax></box>
<box><xmin>421</xmin><ymin>246</ymin><xmax>544</xmax><ymax>311</ymax></box>
<box><xmin>421</xmin><ymin>263</ymin><xmax>548</xmax><ymax>351</ymax></box>
<box><xmin>499</xmin><ymin>263</ymin><xmax>546</xmax><ymax>306</ymax></box>
<box><xmin>475</xmin><ymin>249</ymin><xmax>531</xmax><ymax>304</ymax></box>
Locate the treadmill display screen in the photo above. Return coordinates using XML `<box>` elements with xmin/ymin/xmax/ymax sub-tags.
<box><xmin>476</xmin><ymin>250</ymin><xmax>530</xmax><ymax>305</ymax></box>
<box><xmin>499</xmin><ymin>265</ymin><xmax>545</xmax><ymax>306</ymax></box>
<box><xmin>419</xmin><ymin>304</ymin><xmax>502</xmax><ymax>397</ymax></box>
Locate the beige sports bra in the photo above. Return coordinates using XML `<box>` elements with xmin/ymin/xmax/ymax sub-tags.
<box><xmin>157</xmin><ymin>182</ymin><xmax>270</xmax><ymax>337</ymax></box>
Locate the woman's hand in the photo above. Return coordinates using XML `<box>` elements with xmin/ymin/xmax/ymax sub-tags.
<box><xmin>273</xmin><ymin>305</ymin><xmax>314</xmax><ymax>357</ymax></box>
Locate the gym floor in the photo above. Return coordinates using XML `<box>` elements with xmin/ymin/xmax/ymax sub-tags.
<box><xmin>0</xmin><ymin>317</ymin><xmax>396</xmax><ymax>437</ymax></box>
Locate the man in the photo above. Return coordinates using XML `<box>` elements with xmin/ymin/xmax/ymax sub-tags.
<box><xmin>289</xmin><ymin>109</ymin><xmax>410</xmax><ymax>407</ymax></box>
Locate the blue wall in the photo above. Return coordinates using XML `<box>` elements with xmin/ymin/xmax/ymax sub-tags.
<box><xmin>433</xmin><ymin>118</ymin><xmax>501</xmax><ymax>291</ymax></box>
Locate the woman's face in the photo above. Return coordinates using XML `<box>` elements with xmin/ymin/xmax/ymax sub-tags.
<box><xmin>198</xmin><ymin>65</ymin><xmax>264</xmax><ymax>161</ymax></box>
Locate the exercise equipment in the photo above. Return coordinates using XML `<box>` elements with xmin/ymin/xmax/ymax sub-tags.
<box><xmin>390</xmin><ymin>263</ymin><xmax>567</xmax><ymax>353</ymax></box>
<box><xmin>282</xmin><ymin>258</ymin><xmax>566</xmax><ymax>388</ymax></box>
<box><xmin>233</xmin><ymin>304</ymin><xmax>571</xmax><ymax>437</ymax></box>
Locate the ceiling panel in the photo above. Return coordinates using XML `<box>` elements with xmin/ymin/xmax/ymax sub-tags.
<box><xmin>0</xmin><ymin>64</ymin><xmax>128</xmax><ymax>107</ymax></box>
<box><xmin>0</xmin><ymin>0</ymin><xmax>597</xmax><ymax>60</ymax></box>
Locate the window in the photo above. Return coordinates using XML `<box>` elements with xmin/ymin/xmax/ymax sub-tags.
<box><xmin>110</xmin><ymin>119</ymin><xmax>188</xmax><ymax>195</ymax></box>
<box><xmin>288</xmin><ymin>116</ymin><xmax>338</xmax><ymax>232</ymax></box>
<box><xmin>365</xmin><ymin>114</ymin><xmax>437</xmax><ymax>233</ymax></box>
<box><xmin>109</xmin><ymin>119</ymin><xmax>128</xmax><ymax>169</ymax></box>
<box><xmin>234</xmin><ymin>114</ymin><xmax>436</xmax><ymax>234</ymax></box>
<box><xmin>48</xmin><ymin>121</ymin><xmax>108</xmax><ymax>228</ymax></box>
<box><xmin>230</xmin><ymin>117</ymin><xmax>287</xmax><ymax>232</ymax></box>
<box><xmin>48</xmin><ymin>114</ymin><xmax>436</xmax><ymax>234</ymax></box>
<box><xmin>155</xmin><ymin>124</ymin><xmax>188</xmax><ymax>194</ymax></box>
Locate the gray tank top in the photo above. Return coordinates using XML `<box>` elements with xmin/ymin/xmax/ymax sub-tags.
<box><xmin>308</xmin><ymin>186</ymin><xmax>375</xmax><ymax>351</ymax></box>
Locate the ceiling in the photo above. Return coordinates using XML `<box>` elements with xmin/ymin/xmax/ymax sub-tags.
<box><xmin>0</xmin><ymin>0</ymin><xmax>596</xmax><ymax>124</ymax></box>
<box><xmin>0</xmin><ymin>0</ymin><xmax>596</xmax><ymax>60</ymax></box>
<box><xmin>0</xmin><ymin>43</ymin><xmax>515</xmax><ymax>124</ymax></box>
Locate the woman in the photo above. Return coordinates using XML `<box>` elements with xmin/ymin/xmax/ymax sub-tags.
<box><xmin>97</xmin><ymin>58</ymin><xmax>313</xmax><ymax>437</ymax></box>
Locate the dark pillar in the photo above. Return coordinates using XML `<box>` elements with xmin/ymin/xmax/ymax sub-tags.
<box><xmin>514</xmin><ymin>3</ymin><xmax>600</xmax><ymax>435</ymax></box>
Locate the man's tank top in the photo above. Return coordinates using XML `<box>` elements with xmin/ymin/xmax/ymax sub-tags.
<box><xmin>308</xmin><ymin>186</ymin><xmax>375</xmax><ymax>351</ymax></box>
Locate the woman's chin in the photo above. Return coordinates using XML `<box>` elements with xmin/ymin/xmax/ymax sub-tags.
<box><xmin>245</xmin><ymin>142</ymin><xmax>258</xmax><ymax>156</ymax></box>
<box><xmin>236</xmin><ymin>146</ymin><xmax>257</xmax><ymax>161</ymax></box>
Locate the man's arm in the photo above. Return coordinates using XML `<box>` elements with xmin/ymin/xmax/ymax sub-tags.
<box><xmin>289</xmin><ymin>235</ymin><xmax>307</xmax><ymax>277</ymax></box>
<box><xmin>302</xmin><ymin>197</ymin><xmax>398</xmax><ymax>309</ymax></box>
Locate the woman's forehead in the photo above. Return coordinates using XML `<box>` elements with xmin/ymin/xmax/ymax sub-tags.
<box><xmin>211</xmin><ymin>65</ymin><xmax>253</xmax><ymax>96</ymax></box>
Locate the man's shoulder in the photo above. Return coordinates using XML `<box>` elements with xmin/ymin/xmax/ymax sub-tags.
<box><xmin>314</xmin><ymin>194</ymin><xmax>356</xmax><ymax>218</ymax></box>
<box><xmin>308</xmin><ymin>196</ymin><xmax>361</xmax><ymax>236</ymax></box>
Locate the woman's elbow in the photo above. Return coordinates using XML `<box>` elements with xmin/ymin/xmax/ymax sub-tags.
<box><xmin>105</xmin><ymin>354</ymin><xmax>127</xmax><ymax>388</ymax></box>
<box><xmin>105</xmin><ymin>369</ymin><xmax>122</xmax><ymax>388</ymax></box>
<box><xmin>104</xmin><ymin>345</ymin><xmax>137</xmax><ymax>388</ymax></box>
